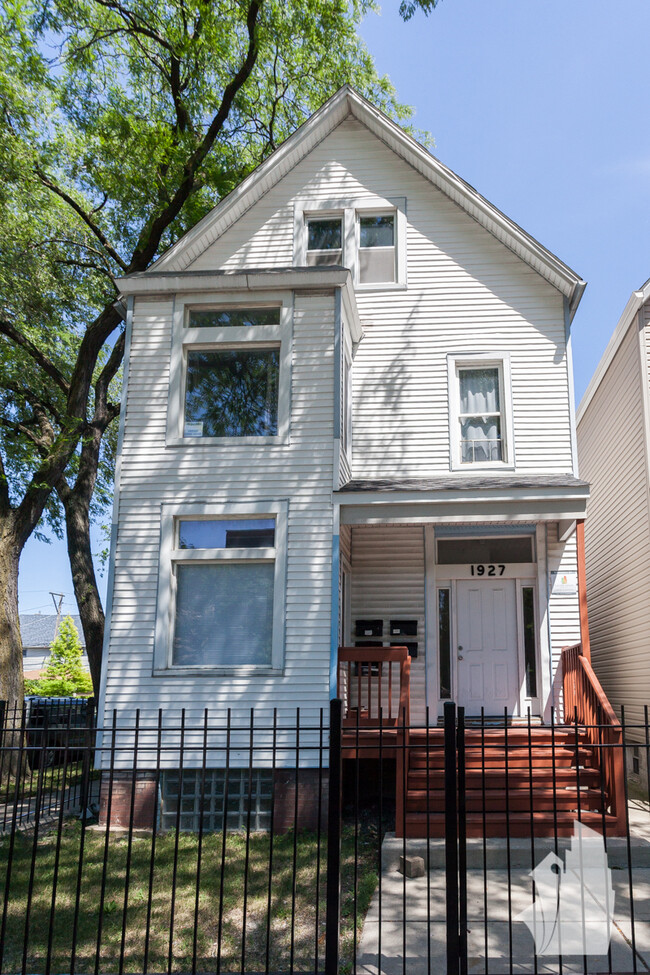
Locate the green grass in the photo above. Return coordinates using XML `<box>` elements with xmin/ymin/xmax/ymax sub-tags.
<box><xmin>0</xmin><ymin>818</ymin><xmax>379</xmax><ymax>973</ymax></box>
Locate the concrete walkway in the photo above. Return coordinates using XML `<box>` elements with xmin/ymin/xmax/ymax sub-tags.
<box><xmin>356</xmin><ymin>801</ymin><xmax>650</xmax><ymax>974</ymax></box>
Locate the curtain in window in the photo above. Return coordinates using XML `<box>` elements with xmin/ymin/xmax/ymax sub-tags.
<box><xmin>460</xmin><ymin>417</ymin><xmax>502</xmax><ymax>462</ymax></box>
<box><xmin>459</xmin><ymin>368</ymin><xmax>500</xmax><ymax>415</ymax></box>
<box><xmin>172</xmin><ymin>562</ymin><xmax>274</xmax><ymax>666</ymax></box>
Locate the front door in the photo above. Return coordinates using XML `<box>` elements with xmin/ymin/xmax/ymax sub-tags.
<box><xmin>456</xmin><ymin>579</ymin><xmax>520</xmax><ymax>716</ymax></box>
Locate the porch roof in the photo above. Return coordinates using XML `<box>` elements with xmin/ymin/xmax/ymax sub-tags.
<box><xmin>335</xmin><ymin>475</ymin><xmax>589</xmax><ymax>525</ymax></box>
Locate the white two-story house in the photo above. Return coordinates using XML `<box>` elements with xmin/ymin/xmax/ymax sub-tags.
<box><xmin>100</xmin><ymin>86</ymin><xmax>592</xmax><ymax>766</ymax></box>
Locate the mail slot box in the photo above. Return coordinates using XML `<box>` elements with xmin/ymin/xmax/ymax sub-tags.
<box><xmin>355</xmin><ymin>619</ymin><xmax>383</xmax><ymax>638</ymax></box>
<box><xmin>390</xmin><ymin>619</ymin><xmax>418</xmax><ymax>637</ymax></box>
<box><xmin>391</xmin><ymin>641</ymin><xmax>418</xmax><ymax>658</ymax></box>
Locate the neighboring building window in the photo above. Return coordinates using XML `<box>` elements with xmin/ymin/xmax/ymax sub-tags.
<box><xmin>169</xmin><ymin>298</ymin><xmax>291</xmax><ymax>443</ymax></box>
<box><xmin>155</xmin><ymin>502</ymin><xmax>287</xmax><ymax>673</ymax></box>
<box><xmin>306</xmin><ymin>217</ymin><xmax>342</xmax><ymax>266</ymax></box>
<box><xmin>358</xmin><ymin>214</ymin><xmax>396</xmax><ymax>284</ymax></box>
<box><xmin>448</xmin><ymin>355</ymin><xmax>513</xmax><ymax>469</ymax></box>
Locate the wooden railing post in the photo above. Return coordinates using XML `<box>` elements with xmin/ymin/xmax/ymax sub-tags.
<box><xmin>561</xmin><ymin>642</ymin><xmax>626</xmax><ymax>834</ymax></box>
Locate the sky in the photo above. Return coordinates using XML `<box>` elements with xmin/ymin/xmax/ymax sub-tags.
<box><xmin>18</xmin><ymin>0</ymin><xmax>650</xmax><ymax>617</ymax></box>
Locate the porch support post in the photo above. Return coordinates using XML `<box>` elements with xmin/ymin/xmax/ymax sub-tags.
<box><xmin>576</xmin><ymin>518</ymin><xmax>591</xmax><ymax>662</ymax></box>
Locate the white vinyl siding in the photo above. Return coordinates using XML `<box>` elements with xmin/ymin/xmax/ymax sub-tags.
<box><xmin>578</xmin><ymin>311</ymin><xmax>650</xmax><ymax>729</ymax></box>
<box><xmin>188</xmin><ymin>118</ymin><xmax>573</xmax><ymax>478</ymax></box>
<box><xmin>102</xmin><ymin>293</ymin><xmax>337</xmax><ymax>728</ymax></box>
<box><xmin>546</xmin><ymin>523</ymin><xmax>580</xmax><ymax>719</ymax></box>
<box><xmin>349</xmin><ymin>525</ymin><xmax>427</xmax><ymax>725</ymax></box>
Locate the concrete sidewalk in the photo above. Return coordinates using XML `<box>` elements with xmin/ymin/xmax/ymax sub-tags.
<box><xmin>356</xmin><ymin>802</ymin><xmax>650</xmax><ymax>974</ymax></box>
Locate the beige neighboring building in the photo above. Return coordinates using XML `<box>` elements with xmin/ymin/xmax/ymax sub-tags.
<box><xmin>577</xmin><ymin>277</ymin><xmax>650</xmax><ymax>785</ymax></box>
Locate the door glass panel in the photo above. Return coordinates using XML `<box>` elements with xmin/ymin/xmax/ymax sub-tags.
<box><xmin>522</xmin><ymin>586</ymin><xmax>537</xmax><ymax>697</ymax></box>
<box><xmin>438</xmin><ymin>589</ymin><xmax>451</xmax><ymax>699</ymax></box>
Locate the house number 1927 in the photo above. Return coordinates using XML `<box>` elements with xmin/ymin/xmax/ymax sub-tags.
<box><xmin>470</xmin><ymin>564</ymin><xmax>505</xmax><ymax>576</ymax></box>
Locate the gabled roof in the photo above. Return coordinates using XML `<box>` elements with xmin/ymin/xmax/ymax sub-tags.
<box><xmin>147</xmin><ymin>86</ymin><xmax>586</xmax><ymax>317</ymax></box>
<box><xmin>577</xmin><ymin>275</ymin><xmax>650</xmax><ymax>421</ymax></box>
<box><xmin>20</xmin><ymin>614</ymin><xmax>86</xmax><ymax>650</ymax></box>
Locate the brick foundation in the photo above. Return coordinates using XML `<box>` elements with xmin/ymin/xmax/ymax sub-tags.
<box><xmin>99</xmin><ymin>771</ymin><xmax>158</xmax><ymax>829</ymax></box>
<box><xmin>273</xmin><ymin>768</ymin><xmax>329</xmax><ymax>832</ymax></box>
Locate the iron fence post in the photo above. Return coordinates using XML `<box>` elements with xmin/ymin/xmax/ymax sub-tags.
<box><xmin>325</xmin><ymin>697</ymin><xmax>343</xmax><ymax>975</ymax></box>
<box><xmin>444</xmin><ymin>700</ymin><xmax>460</xmax><ymax>975</ymax></box>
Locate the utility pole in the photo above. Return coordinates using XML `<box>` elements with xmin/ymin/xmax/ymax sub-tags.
<box><xmin>50</xmin><ymin>592</ymin><xmax>65</xmax><ymax>641</ymax></box>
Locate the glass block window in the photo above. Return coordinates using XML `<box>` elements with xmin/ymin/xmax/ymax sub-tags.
<box><xmin>161</xmin><ymin>768</ymin><xmax>273</xmax><ymax>831</ymax></box>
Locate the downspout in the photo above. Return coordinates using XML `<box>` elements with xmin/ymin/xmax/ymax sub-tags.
<box><xmin>576</xmin><ymin>518</ymin><xmax>591</xmax><ymax>662</ymax></box>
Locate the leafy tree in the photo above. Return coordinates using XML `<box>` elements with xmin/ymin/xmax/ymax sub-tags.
<box><xmin>0</xmin><ymin>0</ymin><xmax>432</xmax><ymax>705</ymax></box>
<box><xmin>24</xmin><ymin>616</ymin><xmax>93</xmax><ymax>698</ymax></box>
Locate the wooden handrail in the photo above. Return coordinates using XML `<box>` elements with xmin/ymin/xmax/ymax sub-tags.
<box><xmin>337</xmin><ymin>646</ymin><xmax>412</xmax><ymax>837</ymax></box>
<box><xmin>337</xmin><ymin>646</ymin><xmax>411</xmax><ymax>727</ymax></box>
<box><xmin>562</xmin><ymin>643</ymin><xmax>626</xmax><ymax>832</ymax></box>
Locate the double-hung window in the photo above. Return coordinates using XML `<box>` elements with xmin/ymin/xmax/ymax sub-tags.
<box><xmin>448</xmin><ymin>355</ymin><xmax>513</xmax><ymax>469</ymax></box>
<box><xmin>168</xmin><ymin>296</ymin><xmax>291</xmax><ymax>444</ymax></box>
<box><xmin>358</xmin><ymin>213</ymin><xmax>396</xmax><ymax>284</ymax></box>
<box><xmin>306</xmin><ymin>217</ymin><xmax>343</xmax><ymax>266</ymax></box>
<box><xmin>155</xmin><ymin>502</ymin><xmax>287</xmax><ymax>674</ymax></box>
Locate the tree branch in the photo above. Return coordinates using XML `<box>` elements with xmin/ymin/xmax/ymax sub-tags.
<box><xmin>129</xmin><ymin>0</ymin><xmax>262</xmax><ymax>270</ymax></box>
<box><xmin>2</xmin><ymin>380</ymin><xmax>62</xmax><ymax>425</ymax></box>
<box><xmin>0</xmin><ymin>447</ymin><xmax>12</xmax><ymax>516</ymax></box>
<box><xmin>0</xmin><ymin>320</ymin><xmax>70</xmax><ymax>396</ymax></box>
<box><xmin>35</xmin><ymin>168</ymin><xmax>128</xmax><ymax>272</ymax></box>
<box><xmin>94</xmin><ymin>330</ymin><xmax>125</xmax><ymax>415</ymax></box>
<box><xmin>0</xmin><ymin>417</ymin><xmax>49</xmax><ymax>455</ymax></box>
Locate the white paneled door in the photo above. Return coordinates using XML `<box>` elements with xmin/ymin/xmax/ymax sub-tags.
<box><xmin>456</xmin><ymin>579</ymin><xmax>520</xmax><ymax>715</ymax></box>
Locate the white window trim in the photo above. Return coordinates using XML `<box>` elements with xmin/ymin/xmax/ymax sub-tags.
<box><xmin>154</xmin><ymin>500</ymin><xmax>288</xmax><ymax>676</ymax></box>
<box><xmin>166</xmin><ymin>291</ymin><xmax>293</xmax><ymax>446</ymax></box>
<box><xmin>293</xmin><ymin>196</ymin><xmax>407</xmax><ymax>290</ymax></box>
<box><xmin>447</xmin><ymin>353</ymin><xmax>515</xmax><ymax>472</ymax></box>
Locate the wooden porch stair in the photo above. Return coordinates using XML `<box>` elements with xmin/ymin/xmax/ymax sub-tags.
<box><xmin>337</xmin><ymin>643</ymin><xmax>627</xmax><ymax>839</ymax></box>
<box><xmin>402</xmin><ymin>726</ymin><xmax>624</xmax><ymax>838</ymax></box>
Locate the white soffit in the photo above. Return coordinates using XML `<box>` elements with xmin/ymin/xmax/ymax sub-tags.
<box><xmin>577</xmin><ymin>276</ymin><xmax>650</xmax><ymax>423</ymax></box>
<box><xmin>147</xmin><ymin>86</ymin><xmax>585</xmax><ymax>312</ymax></box>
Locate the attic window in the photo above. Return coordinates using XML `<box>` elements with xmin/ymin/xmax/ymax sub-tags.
<box><xmin>306</xmin><ymin>217</ymin><xmax>342</xmax><ymax>266</ymax></box>
<box><xmin>358</xmin><ymin>214</ymin><xmax>396</xmax><ymax>284</ymax></box>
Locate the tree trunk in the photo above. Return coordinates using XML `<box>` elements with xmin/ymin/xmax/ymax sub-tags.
<box><xmin>0</xmin><ymin>527</ymin><xmax>24</xmax><ymax>707</ymax></box>
<box><xmin>62</xmin><ymin>492</ymin><xmax>104</xmax><ymax>697</ymax></box>
<box><xmin>0</xmin><ymin>523</ymin><xmax>26</xmax><ymax>781</ymax></box>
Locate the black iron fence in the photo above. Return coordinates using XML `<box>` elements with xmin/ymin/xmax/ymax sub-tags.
<box><xmin>0</xmin><ymin>699</ymin><xmax>649</xmax><ymax>974</ymax></box>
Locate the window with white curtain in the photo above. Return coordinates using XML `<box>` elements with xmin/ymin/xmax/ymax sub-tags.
<box><xmin>155</xmin><ymin>502</ymin><xmax>287</xmax><ymax>673</ymax></box>
<box><xmin>458</xmin><ymin>367</ymin><xmax>502</xmax><ymax>463</ymax></box>
<box><xmin>448</xmin><ymin>355</ymin><xmax>513</xmax><ymax>469</ymax></box>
